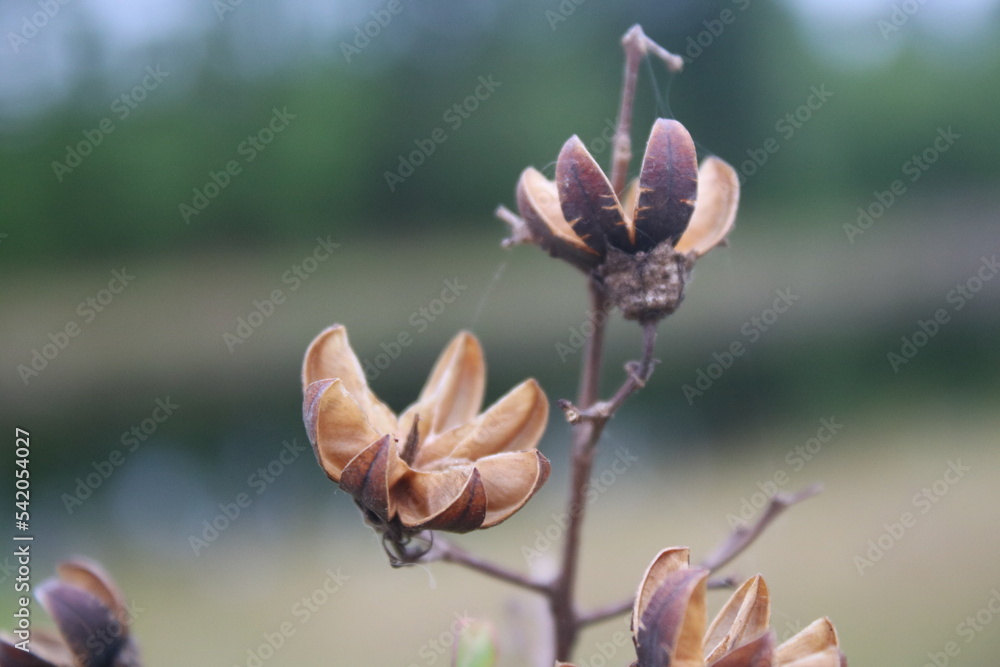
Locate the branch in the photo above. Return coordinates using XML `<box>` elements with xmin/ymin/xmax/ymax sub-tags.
<box><xmin>578</xmin><ymin>597</ymin><xmax>633</xmax><ymax>627</ymax></box>
<box><xmin>700</xmin><ymin>484</ymin><xmax>823</xmax><ymax>573</ymax></box>
<box><xmin>559</xmin><ymin>321</ymin><xmax>657</xmax><ymax>424</ymax></box>
<box><xmin>423</xmin><ymin>537</ymin><xmax>551</xmax><ymax>595</ymax></box>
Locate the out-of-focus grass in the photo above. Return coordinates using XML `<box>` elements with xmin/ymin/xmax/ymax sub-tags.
<box><xmin>3</xmin><ymin>199</ymin><xmax>998</xmax><ymax>665</ymax></box>
<box><xmin>16</xmin><ymin>407</ymin><xmax>992</xmax><ymax>666</ymax></box>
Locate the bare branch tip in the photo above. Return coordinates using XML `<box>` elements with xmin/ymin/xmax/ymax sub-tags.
<box><xmin>778</xmin><ymin>482</ymin><xmax>824</xmax><ymax>507</ymax></box>
<box><xmin>622</xmin><ymin>24</ymin><xmax>684</xmax><ymax>73</ymax></box>
<box><xmin>557</xmin><ymin>399</ymin><xmax>583</xmax><ymax>424</ymax></box>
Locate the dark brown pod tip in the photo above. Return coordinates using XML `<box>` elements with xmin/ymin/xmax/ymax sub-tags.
<box><xmin>36</xmin><ymin>582</ymin><xmax>126</xmax><ymax>667</ymax></box>
<box><xmin>556</xmin><ymin>136</ymin><xmax>630</xmax><ymax>255</ymax></box>
<box><xmin>340</xmin><ymin>434</ymin><xmax>393</xmax><ymax>522</ymax></box>
<box><xmin>0</xmin><ymin>642</ymin><xmax>57</xmax><ymax>667</ymax></box>
<box><xmin>632</xmin><ymin>119</ymin><xmax>698</xmax><ymax>252</ymax></box>
<box><xmin>416</xmin><ymin>468</ymin><xmax>488</xmax><ymax>533</ymax></box>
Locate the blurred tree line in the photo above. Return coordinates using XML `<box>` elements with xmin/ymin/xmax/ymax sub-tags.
<box><xmin>3</xmin><ymin>0</ymin><xmax>999</xmax><ymax>264</ymax></box>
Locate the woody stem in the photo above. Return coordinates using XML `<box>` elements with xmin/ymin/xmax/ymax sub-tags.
<box><xmin>550</xmin><ymin>290</ymin><xmax>659</xmax><ymax>662</ymax></box>
<box><xmin>549</xmin><ymin>29</ymin><xmax>681</xmax><ymax>661</ymax></box>
<box><xmin>549</xmin><ymin>278</ymin><xmax>607</xmax><ymax>661</ymax></box>
<box><xmin>431</xmin><ymin>538</ymin><xmax>550</xmax><ymax>594</ymax></box>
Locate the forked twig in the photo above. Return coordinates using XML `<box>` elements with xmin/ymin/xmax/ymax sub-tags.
<box><xmin>700</xmin><ymin>484</ymin><xmax>823</xmax><ymax>573</ymax></box>
<box><xmin>423</xmin><ymin>536</ymin><xmax>551</xmax><ymax>595</ymax></box>
<box><xmin>576</xmin><ymin>488</ymin><xmax>821</xmax><ymax>629</ymax></box>
<box><xmin>558</xmin><ymin>321</ymin><xmax>657</xmax><ymax>424</ymax></box>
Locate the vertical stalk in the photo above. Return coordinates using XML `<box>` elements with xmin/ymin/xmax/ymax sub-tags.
<box><xmin>548</xmin><ymin>27</ymin><xmax>681</xmax><ymax>662</ymax></box>
<box><xmin>483</xmin><ymin>25</ymin><xmax>683</xmax><ymax>664</ymax></box>
<box><xmin>609</xmin><ymin>30</ymin><xmax>643</xmax><ymax>197</ymax></box>
<box><xmin>609</xmin><ymin>25</ymin><xmax>684</xmax><ymax>197</ymax></box>
<box><xmin>550</xmin><ymin>279</ymin><xmax>608</xmax><ymax>660</ymax></box>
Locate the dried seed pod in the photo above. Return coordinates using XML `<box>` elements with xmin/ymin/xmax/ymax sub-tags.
<box><xmin>0</xmin><ymin>559</ymin><xmax>142</xmax><ymax>667</ymax></box>
<box><xmin>621</xmin><ymin>548</ymin><xmax>846</xmax><ymax>667</ymax></box>
<box><xmin>503</xmin><ymin>119</ymin><xmax>740</xmax><ymax>323</ymax></box>
<box><xmin>302</xmin><ymin>325</ymin><xmax>550</xmax><ymax>540</ymax></box>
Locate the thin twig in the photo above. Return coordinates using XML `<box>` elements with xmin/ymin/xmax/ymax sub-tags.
<box><xmin>600</xmin><ymin>321</ymin><xmax>658</xmax><ymax>415</ymax></box>
<box><xmin>559</xmin><ymin>321</ymin><xmax>658</xmax><ymax>423</ymax></box>
<box><xmin>496</xmin><ymin>205</ymin><xmax>534</xmax><ymax>248</ymax></box>
<box><xmin>609</xmin><ymin>25</ymin><xmax>684</xmax><ymax>197</ymax></box>
<box><xmin>578</xmin><ymin>597</ymin><xmax>633</xmax><ymax>626</ymax></box>
<box><xmin>425</xmin><ymin>537</ymin><xmax>551</xmax><ymax>595</ymax></box>
<box><xmin>708</xmin><ymin>574</ymin><xmax>741</xmax><ymax>589</ymax></box>
<box><xmin>700</xmin><ymin>484</ymin><xmax>823</xmax><ymax>573</ymax></box>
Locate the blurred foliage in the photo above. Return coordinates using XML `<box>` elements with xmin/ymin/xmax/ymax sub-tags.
<box><xmin>2</xmin><ymin>0</ymin><xmax>999</xmax><ymax>262</ymax></box>
<box><xmin>454</xmin><ymin>620</ymin><xmax>498</xmax><ymax>667</ymax></box>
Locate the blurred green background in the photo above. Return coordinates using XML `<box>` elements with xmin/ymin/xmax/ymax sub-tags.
<box><xmin>2</xmin><ymin>0</ymin><xmax>999</xmax><ymax>664</ymax></box>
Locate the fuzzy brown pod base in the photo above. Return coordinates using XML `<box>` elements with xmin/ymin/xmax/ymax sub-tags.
<box><xmin>599</xmin><ymin>243</ymin><xmax>695</xmax><ymax>323</ymax></box>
